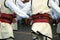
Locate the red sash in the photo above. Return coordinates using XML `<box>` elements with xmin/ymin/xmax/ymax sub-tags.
<box><xmin>0</xmin><ymin>13</ymin><xmax>15</xmax><ymax>24</ymax></box>
<box><xmin>32</xmin><ymin>13</ymin><xmax>50</xmax><ymax>23</ymax></box>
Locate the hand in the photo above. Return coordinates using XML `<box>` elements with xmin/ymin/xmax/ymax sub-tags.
<box><xmin>28</xmin><ymin>16</ymin><xmax>32</xmax><ymax>20</ymax></box>
<box><xmin>12</xmin><ymin>18</ymin><xmax>16</xmax><ymax>23</ymax></box>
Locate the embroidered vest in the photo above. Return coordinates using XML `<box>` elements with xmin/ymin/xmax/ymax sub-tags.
<box><xmin>32</xmin><ymin>0</ymin><xmax>50</xmax><ymax>14</ymax></box>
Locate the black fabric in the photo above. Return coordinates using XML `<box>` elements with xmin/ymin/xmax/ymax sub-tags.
<box><xmin>4</xmin><ymin>0</ymin><xmax>9</xmax><ymax>8</ymax></box>
<box><xmin>0</xmin><ymin>37</ymin><xmax>14</xmax><ymax>40</ymax></box>
<box><xmin>4</xmin><ymin>0</ymin><xmax>12</xmax><ymax>11</ymax></box>
<box><xmin>37</xmin><ymin>31</ymin><xmax>52</xmax><ymax>39</ymax></box>
<box><xmin>31</xmin><ymin>30</ymin><xmax>52</xmax><ymax>39</ymax></box>
<box><xmin>0</xmin><ymin>39</ymin><xmax>6</xmax><ymax>40</ymax></box>
<box><xmin>47</xmin><ymin>0</ymin><xmax>50</xmax><ymax>8</ymax></box>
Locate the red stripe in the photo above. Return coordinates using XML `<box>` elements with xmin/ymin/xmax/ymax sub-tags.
<box><xmin>1</xmin><ymin>13</ymin><xmax>14</xmax><ymax>19</ymax></box>
<box><xmin>33</xmin><ymin>19</ymin><xmax>49</xmax><ymax>23</ymax></box>
<box><xmin>32</xmin><ymin>13</ymin><xmax>50</xmax><ymax>24</ymax></box>
<box><xmin>0</xmin><ymin>13</ymin><xmax>14</xmax><ymax>24</ymax></box>
<box><xmin>0</xmin><ymin>19</ymin><xmax>11</xmax><ymax>24</ymax></box>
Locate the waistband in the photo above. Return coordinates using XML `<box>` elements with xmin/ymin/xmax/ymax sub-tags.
<box><xmin>0</xmin><ymin>19</ymin><xmax>11</xmax><ymax>24</ymax></box>
<box><xmin>32</xmin><ymin>13</ymin><xmax>50</xmax><ymax>23</ymax></box>
<box><xmin>0</xmin><ymin>13</ymin><xmax>14</xmax><ymax>24</ymax></box>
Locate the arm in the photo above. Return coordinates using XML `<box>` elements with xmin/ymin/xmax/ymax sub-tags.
<box><xmin>49</xmin><ymin>0</ymin><xmax>60</xmax><ymax>14</ymax></box>
<box><xmin>16</xmin><ymin>0</ymin><xmax>31</xmax><ymax>14</ymax></box>
<box><xmin>0</xmin><ymin>0</ymin><xmax>2</xmax><ymax>1</ymax></box>
<box><xmin>16</xmin><ymin>0</ymin><xmax>24</xmax><ymax>7</ymax></box>
<box><xmin>5</xmin><ymin>0</ymin><xmax>29</xmax><ymax>18</ymax></box>
<box><xmin>16</xmin><ymin>0</ymin><xmax>32</xmax><ymax>16</ymax></box>
<box><xmin>22</xmin><ymin>0</ymin><xmax>31</xmax><ymax>14</ymax></box>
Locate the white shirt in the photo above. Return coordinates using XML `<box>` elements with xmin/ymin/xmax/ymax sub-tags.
<box><xmin>0</xmin><ymin>0</ymin><xmax>2</xmax><ymax>1</ymax></box>
<box><xmin>16</xmin><ymin>0</ymin><xmax>32</xmax><ymax>20</ymax></box>
<box><xmin>49</xmin><ymin>0</ymin><xmax>60</xmax><ymax>19</ymax></box>
<box><xmin>5</xmin><ymin>0</ymin><xmax>29</xmax><ymax>18</ymax></box>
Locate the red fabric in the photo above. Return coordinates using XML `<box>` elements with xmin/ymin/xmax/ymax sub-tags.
<box><xmin>0</xmin><ymin>19</ymin><xmax>11</xmax><ymax>24</ymax></box>
<box><xmin>13</xmin><ymin>12</ymin><xmax>16</xmax><ymax>15</ymax></box>
<box><xmin>0</xmin><ymin>13</ymin><xmax>14</xmax><ymax>24</ymax></box>
<box><xmin>32</xmin><ymin>13</ymin><xmax>50</xmax><ymax>24</ymax></box>
<box><xmin>33</xmin><ymin>19</ymin><xmax>49</xmax><ymax>23</ymax></box>
<box><xmin>32</xmin><ymin>13</ymin><xmax>49</xmax><ymax>19</ymax></box>
<box><xmin>1</xmin><ymin>13</ymin><xmax>14</xmax><ymax>20</ymax></box>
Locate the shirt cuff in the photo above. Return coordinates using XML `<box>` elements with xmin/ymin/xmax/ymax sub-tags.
<box><xmin>26</xmin><ymin>16</ymin><xmax>29</xmax><ymax>18</ymax></box>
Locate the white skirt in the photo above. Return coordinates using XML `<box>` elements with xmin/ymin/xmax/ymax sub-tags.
<box><xmin>0</xmin><ymin>22</ymin><xmax>14</xmax><ymax>39</ymax></box>
<box><xmin>31</xmin><ymin>22</ymin><xmax>52</xmax><ymax>38</ymax></box>
<box><xmin>11</xmin><ymin>22</ymin><xmax>18</xmax><ymax>30</ymax></box>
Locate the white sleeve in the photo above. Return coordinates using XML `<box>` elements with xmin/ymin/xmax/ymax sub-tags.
<box><xmin>49</xmin><ymin>0</ymin><xmax>60</xmax><ymax>14</ymax></box>
<box><xmin>5</xmin><ymin>0</ymin><xmax>29</xmax><ymax>18</ymax></box>
<box><xmin>22</xmin><ymin>1</ymin><xmax>31</xmax><ymax>14</ymax></box>
<box><xmin>16</xmin><ymin>0</ymin><xmax>24</xmax><ymax>7</ymax></box>
<box><xmin>0</xmin><ymin>0</ymin><xmax>2</xmax><ymax>1</ymax></box>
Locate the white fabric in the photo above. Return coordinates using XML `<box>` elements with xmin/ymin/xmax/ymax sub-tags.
<box><xmin>6</xmin><ymin>38</ymin><xmax>13</xmax><ymax>40</ymax></box>
<box><xmin>16</xmin><ymin>0</ymin><xmax>31</xmax><ymax>12</ymax></box>
<box><xmin>32</xmin><ymin>0</ymin><xmax>50</xmax><ymax>14</ymax></box>
<box><xmin>0</xmin><ymin>0</ymin><xmax>14</xmax><ymax>14</ymax></box>
<box><xmin>16</xmin><ymin>0</ymin><xmax>32</xmax><ymax>20</ymax></box>
<box><xmin>11</xmin><ymin>22</ymin><xmax>18</xmax><ymax>30</ymax></box>
<box><xmin>0</xmin><ymin>22</ymin><xmax>14</xmax><ymax>39</ymax></box>
<box><xmin>5</xmin><ymin>0</ymin><xmax>29</xmax><ymax>18</ymax></box>
<box><xmin>0</xmin><ymin>0</ymin><xmax>2</xmax><ymax>1</ymax></box>
<box><xmin>32</xmin><ymin>0</ymin><xmax>52</xmax><ymax>38</ymax></box>
<box><xmin>49</xmin><ymin>0</ymin><xmax>60</xmax><ymax>19</ymax></box>
<box><xmin>31</xmin><ymin>22</ymin><xmax>52</xmax><ymax>38</ymax></box>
